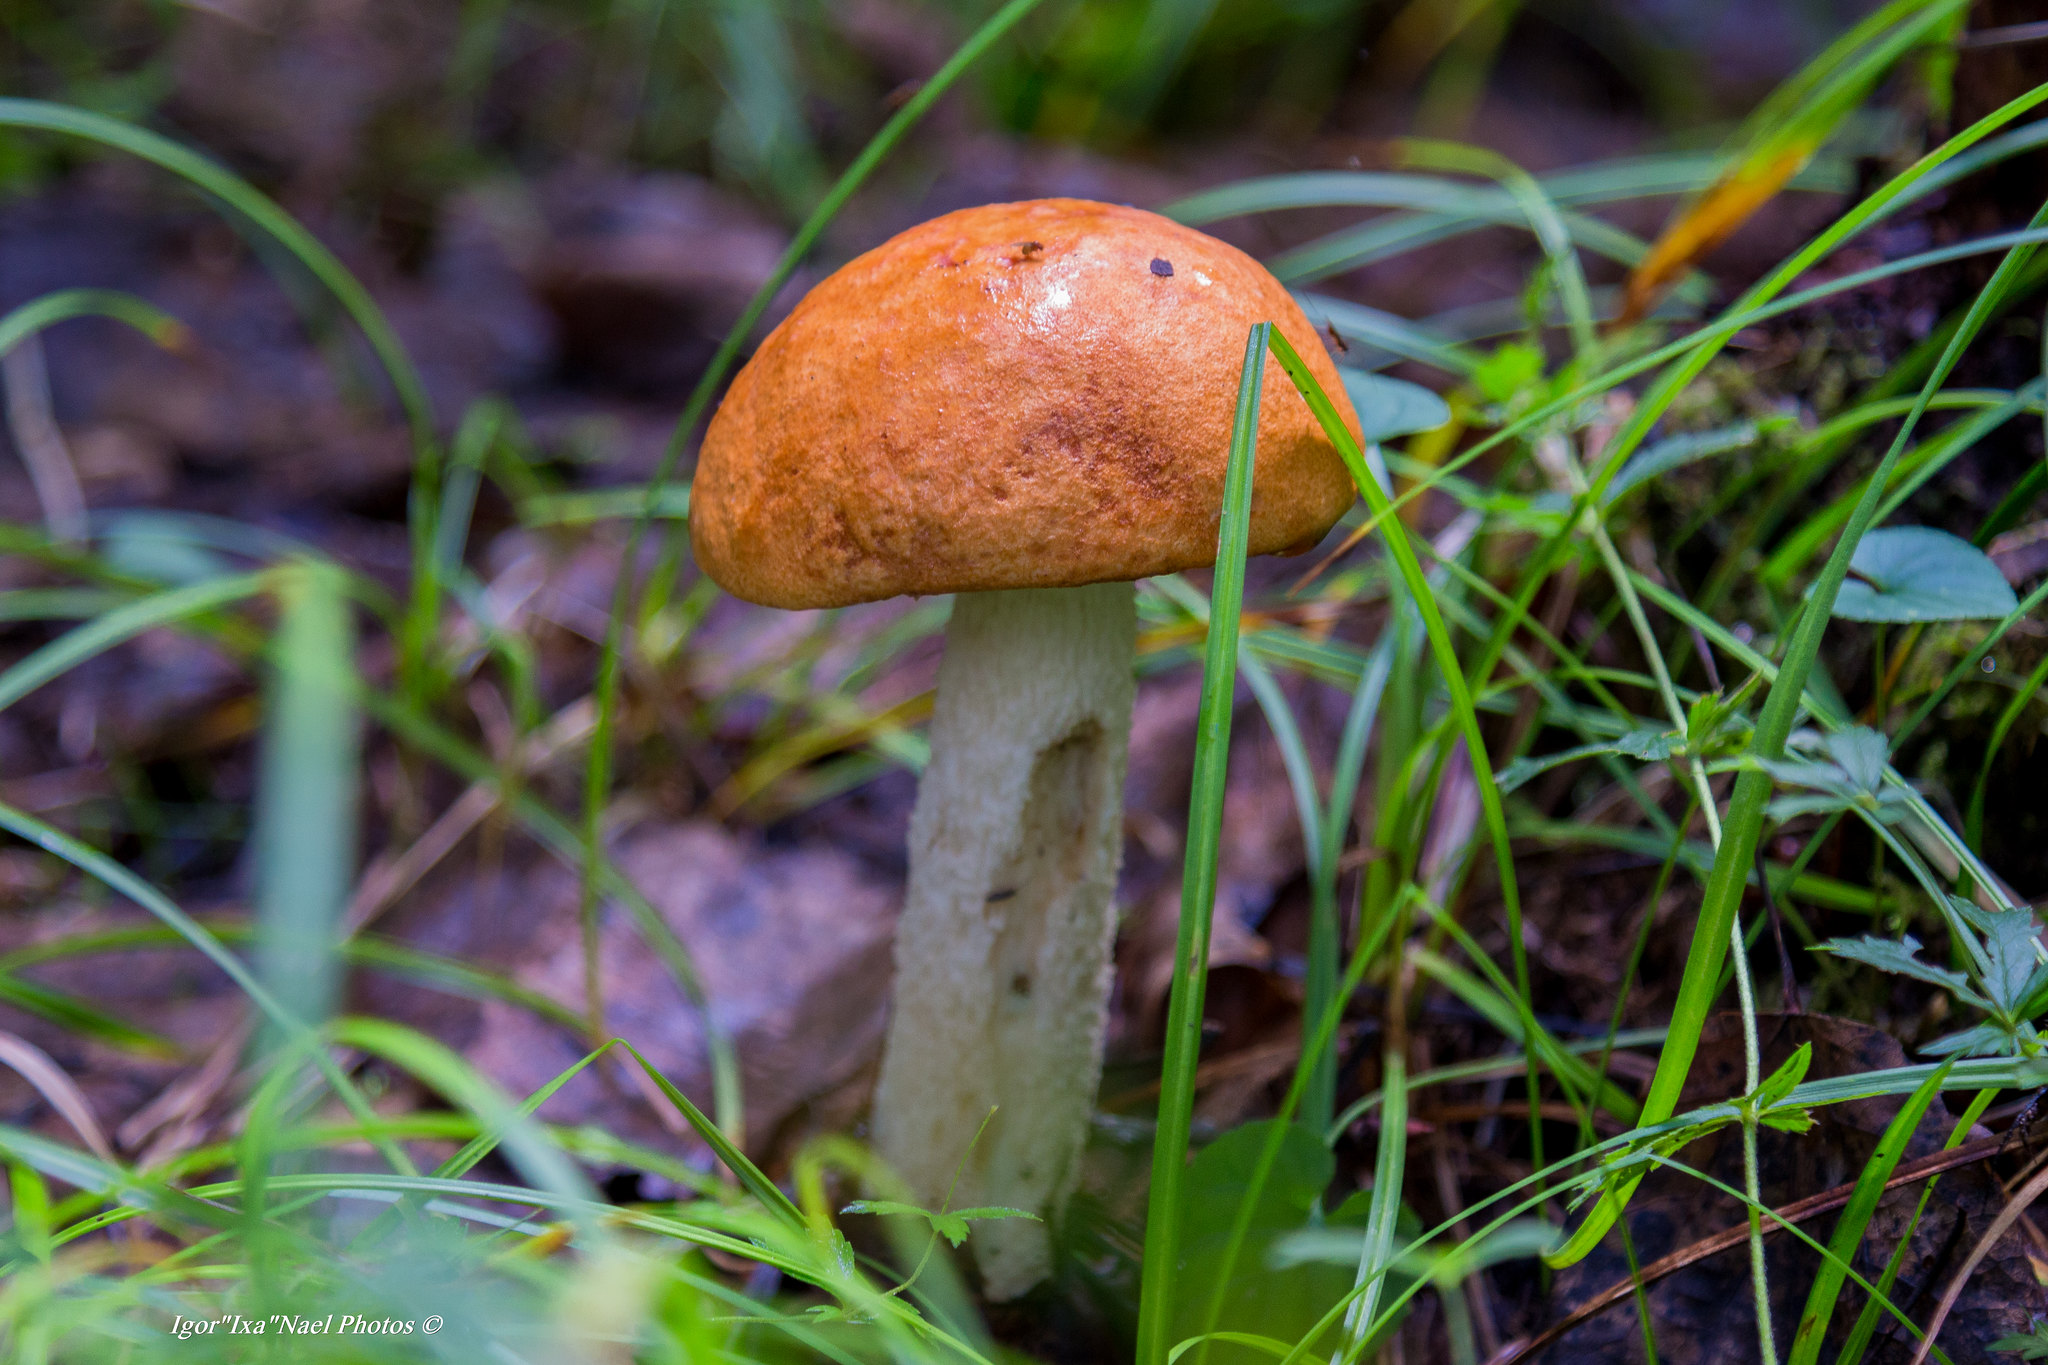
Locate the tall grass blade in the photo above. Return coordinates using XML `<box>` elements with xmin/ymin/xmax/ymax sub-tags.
<box><xmin>255</xmin><ymin>561</ymin><xmax>360</xmax><ymax>1039</ymax></box>
<box><xmin>1787</xmin><ymin>1060</ymin><xmax>1951</xmax><ymax>1365</ymax></box>
<box><xmin>1340</xmin><ymin>1050</ymin><xmax>1407</xmax><ymax>1363</ymax></box>
<box><xmin>0</xmin><ymin>288</ymin><xmax>187</xmax><ymax>357</ymax></box>
<box><xmin>1266</xmin><ymin>328</ymin><xmax>1544</xmax><ymax>1179</ymax></box>
<box><xmin>1136</xmin><ymin>321</ymin><xmax>1266</xmax><ymax>1365</ymax></box>
<box><xmin>0</xmin><ymin>102</ymin><xmax>434</xmax><ymax>444</ymax></box>
<box><xmin>1305</xmin><ymin>633</ymin><xmax>1395</xmax><ymax>1133</ymax></box>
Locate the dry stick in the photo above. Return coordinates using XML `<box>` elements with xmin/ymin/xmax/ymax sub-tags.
<box><xmin>1431</xmin><ymin>1078</ymin><xmax>1505</xmax><ymax>1360</ymax></box>
<box><xmin>0</xmin><ymin>1028</ymin><xmax>113</xmax><ymax>1160</ymax></box>
<box><xmin>124</xmin><ymin>1016</ymin><xmax>251</xmax><ymax>1165</ymax></box>
<box><xmin>1491</xmin><ymin>1122</ymin><xmax>2042</xmax><ymax>1364</ymax></box>
<box><xmin>1</xmin><ymin>334</ymin><xmax>87</xmax><ymax>544</ymax></box>
<box><xmin>1755</xmin><ymin>842</ymin><xmax>1803</xmax><ymax>1014</ymax></box>
<box><xmin>1906</xmin><ymin>1150</ymin><xmax>2048</xmax><ymax>1365</ymax></box>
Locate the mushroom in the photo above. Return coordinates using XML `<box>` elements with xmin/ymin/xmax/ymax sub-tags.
<box><xmin>690</xmin><ymin>198</ymin><xmax>1359</xmax><ymax>1298</ymax></box>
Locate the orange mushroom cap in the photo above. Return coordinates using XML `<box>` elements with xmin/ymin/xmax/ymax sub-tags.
<box><xmin>690</xmin><ymin>198</ymin><xmax>1362</xmax><ymax>609</ymax></box>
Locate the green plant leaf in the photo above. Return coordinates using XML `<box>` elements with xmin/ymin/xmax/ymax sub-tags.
<box><xmin>1919</xmin><ymin>1022</ymin><xmax>2014</xmax><ymax>1058</ymax></box>
<box><xmin>841</xmin><ymin>1200</ymin><xmax>1036</xmax><ymax>1249</ymax></box>
<box><xmin>1605</xmin><ymin>421</ymin><xmax>1771</xmax><ymax>503</ymax></box>
<box><xmin>1473</xmin><ymin>341</ymin><xmax>1544</xmax><ymax>405</ymax></box>
<box><xmin>1826</xmin><ymin>526</ymin><xmax>2019</xmax><ymax>622</ymax></box>
<box><xmin>1814</xmin><ymin>934</ymin><xmax>1987</xmax><ymax>1008</ymax></box>
<box><xmin>1137</xmin><ymin>322</ymin><xmax>1265</xmax><ymax>1365</ymax></box>
<box><xmin>1754</xmin><ymin>1042</ymin><xmax>1812</xmax><ymax>1111</ymax></box>
<box><xmin>1759</xmin><ymin>1106</ymin><xmax>1818</xmax><ymax>1133</ymax></box>
<box><xmin>1990</xmin><ymin>1322</ymin><xmax>2048</xmax><ymax>1359</ymax></box>
<box><xmin>255</xmin><ymin>562</ymin><xmax>359</xmax><ymax>1039</ymax></box>
<box><xmin>1339</xmin><ymin>369</ymin><xmax>1451</xmax><ymax>443</ymax></box>
<box><xmin>1949</xmin><ymin>896</ymin><xmax>2047</xmax><ymax>1014</ymax></box>
<box><xmin>1495</xmin><ymin>725</ymin><xmax>1679</xmax><ymax>794</ymax></box>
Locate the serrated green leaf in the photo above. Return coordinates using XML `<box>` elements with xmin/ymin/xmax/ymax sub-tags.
<box><xmin>1685</xmin><ymin>690</ymin><xmax>1721</xmax><ymax>751</ymax></box>
<box><xmin>1766</xmin><ymin>792</ymin><xmax>1862</xmax><ymax>821</ymax></box>
<box><xmin>1816</xmin><ymin>934</ymin><xmax>1988</xmax><ymax>1006</ymax></box>
<box><xmin>1919</xmin><ymin>1021</ymin><xmax>2014</xmax><ymax>1058</ymax></box>
<box><xmin>1605</xmin><ymin>421</ymin><xmax>1768</xmax><ymax>503</ymax></box>
<box><xmin>1827</xmin><ymin>525</ymin><xmax>2020</xmax><ymax>622</ymax></box>
<box><xmin>1989</xmin><ymin>1323</ymin><xmax>2048</xmax><ymax>1359</ymax></box>
<box><xmin>947</xmin><ymin>1205</ymin><xmax>1038</xmax><ymax>1223</ymax></box>
<box><xmin>1755</xmin><ymin>1042</ymin><xmax>1812</xmax><ymax>1110</ymax></box>
<box><xmin>842</xmin><ymin>1199</ymin><xmax>930</xmax><ymax>1219</ymax></box>
<box><xmin>1495</xmin><ymin>726</ymin><xmax>1678</xmax><ymax>793</ymax></box>
<box><xmin>1950</xmin><ymin>896</ymin><xmax>2046</xmax><ymax>1014</ymax></box>
<box><xmin>1819</xmin><ymin>725</ymin><xmax>1890</xmax><ymax>792</ymax></box>
<box><xmin>1759</xmin><ymin>1106</ymin><xmax>1818</xmax><ymax>1133</ymax></box>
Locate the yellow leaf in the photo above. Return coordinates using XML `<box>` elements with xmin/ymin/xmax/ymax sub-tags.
<box><xmin>1620</xmin><ymin>141</ymin><xmax>1816</xmax><ymax>325</ymax></box>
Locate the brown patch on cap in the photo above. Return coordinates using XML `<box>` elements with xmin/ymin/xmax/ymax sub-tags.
<box><xmin>690</xmin><ymin>198</ymin><xmax>1363</xmax><ymax>609</ymax></box>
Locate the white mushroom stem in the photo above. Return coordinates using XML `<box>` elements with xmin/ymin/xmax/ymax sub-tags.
<box><xmin>872</xmin><ymin>581</ymin><xmax>1136</xmax><ymax>1300</ymax></box>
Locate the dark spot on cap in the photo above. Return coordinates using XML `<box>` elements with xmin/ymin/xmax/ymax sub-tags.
<box><xmin>1150</xmin><ymin>257</ymin><xmax>1174</xmax><ymax>277</ymax></box>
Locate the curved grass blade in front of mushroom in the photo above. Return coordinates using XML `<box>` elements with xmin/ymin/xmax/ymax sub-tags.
<box><xmin>1135</xmin><ymin>322</ymin><xmax>1267</xmax><ymax>1365</ymax></box>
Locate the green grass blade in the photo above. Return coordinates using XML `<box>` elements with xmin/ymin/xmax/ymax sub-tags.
<box><xmin>1305</xmin><ymin>633</ymin><xmax>1396</xmax><ymax>1132</ymax></box>
<box><xmin>0</xmin><ymin>102</ymin><xmax>433</xmax><ymax>445</ymax></box>
<box><xmin>611</xmin><ymin>1038</ymin><xmax>807</xmax><ymax>1231</ymax></box>
<box><xmin>1267</xmin><ymin>326</ymin><xmax>1543</xmax><ymax>1178</ymax></box>
<box><xmin>1339</xmin><ymin>1049</ymin><xmax>1407</xmax><ymax>1363</ymax></box>
<box><xmin>1135</xmin><ymin>321</ymin><xmax>1266</xmax><ymax>1365</ymax></box>
<box><xmin>518</xmin><ymin>484</ymin><xmax>693</xmax><ymax>527</ymax></box>
<box><xmin>0</xmin><ymin>923</ymin><xmax>585</xmax><ymax>1036</ymax></box>
<box><xmin>0</xmin><ymin>287</ymin><xmax>186</xmax><ymax>357</ymax></box>
<box><xmin>0</xmin><ymin>100</ymin><xmax>444</xmax><ymax>700</ymax></box>
<box><xmin>1293</xmin><ymin>293</ymin><xmax>1479</xmax><ymax>374</ymax></box>
<box><xmin>0</xmin><ymin>975</ymin><xmax>177</xmax><ymax>1057</ymax></box>
<box><xmin>1239</xmin><ymin>647</ymin><xmax>1326</xmax><ymax>877</ymax></box>
<box><xmin>254</xmin><ymin>562</ymin><xmax>359</xmax><ymax>1039</ymax></box>
<box><xmin>329</xmin><ymin>1018</ymin><xmax>597</xmax><ymax>1217</ymax></box>
<box><xmin>0</xmin><ymin>572</ymin><xmax>266</xmax><ymax>715</ymax></box>
<box><xmin>1787</xmin><ymin>1059</ymin><xmax>1951</xmax><ymax>1365</ymax></box>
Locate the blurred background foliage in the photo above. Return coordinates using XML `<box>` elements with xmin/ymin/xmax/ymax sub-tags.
<box><xmin>0</xmin><ymin>0</ymin><xmax>1900</xmax><ymax>235</ymax></box>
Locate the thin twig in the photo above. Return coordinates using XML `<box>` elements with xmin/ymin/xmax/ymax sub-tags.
<box><xmin>0</xmin><ymin>1027</ymin><xmax>112</xmax><ymax>1159</ymax></box>
<box><xmin>2</xmin><ymin>334</ymin><xmax>88</xmax><ymax>544</ymax></box>
<box><xmin>1756</xmin><ymin>842</ymin><xmax>1802</xmax><ymax>1014</ymax></box>
<box><xmin>1958</xmin><ymin>20</ymin><xmax>2048</xmax><ymax>48</ymax></box>
<box><xmin>1907</xmin><ymin>1154</ymin><xmax>2048</xmax><ymax>1364</ymax></box>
